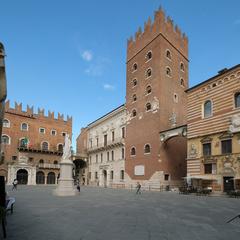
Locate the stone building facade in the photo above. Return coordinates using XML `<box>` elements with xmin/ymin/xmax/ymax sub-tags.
<box><xmin>186</xmin><ymin>65</ymin><xmax>240</xmax><ymax>192</ymax></box>
<box><xmin>0</xmin><ymin>100</ymin><xmax>72</xmax><ymax>185</ymax></box>
<box><xmin>124</xmin><ymin>8</ymin><xmax>188</xmax><ymax>188</ymax></box>
<box><xmin>77</xmin><ymin>105</ymin><xmax>126</xmax><ymax>187</ymax></box>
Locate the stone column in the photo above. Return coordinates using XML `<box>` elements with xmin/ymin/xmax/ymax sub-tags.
<box><xmin>31</xmin><ymin>166</ymin><xmax>36</xmax><ymax>185</ymax></box>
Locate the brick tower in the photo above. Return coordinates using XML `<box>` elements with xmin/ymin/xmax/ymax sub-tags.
<box><xmin>125</xmin><ymin>7</ymin><xmax>188</xmax><ymax>187</ymax></box>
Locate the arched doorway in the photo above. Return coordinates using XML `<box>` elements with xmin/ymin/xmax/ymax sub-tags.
<box><xmin>17</xmin><ymin>169</ymin><xmax>28</xmax><ymax>184</ymax></box>
<box><xmin>47</xmin><ymin>172</ymin><xmax>56</xmax><ymax>184</ymax></box>
<box><xmin>103</xmin><ymin>170</ymin><xmax>107</xmax><ymax>187</ymax></box>
<box><xmin>73</xmin><ymin>159</ymin><xmax>87</xmax><ymax>184</ymax></box>
<box><xmin>36</xmin><ymin>171</ymin><xmax>45</xmax><ymax>184</ymax></box>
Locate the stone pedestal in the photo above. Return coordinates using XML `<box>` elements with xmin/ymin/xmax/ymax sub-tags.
<box><xmin>54</xmin><ymin>159</ymin><xmax>77</xmax><ymax>196</ymax></box>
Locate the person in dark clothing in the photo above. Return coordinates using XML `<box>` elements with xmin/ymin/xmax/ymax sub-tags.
<box><xmin>12</xmin><ymin>179</ymin><xmax>18</xmax><ymax>191</ymax></box>
<box><xmin>77</xmin><ymin>183</ymin><xmax>80</xmax><ymax>192</ymax></box>
<box><xmin>136</xmin><ymin>182</ymin><xmax>141</xmax><ymax>194</ymax></box>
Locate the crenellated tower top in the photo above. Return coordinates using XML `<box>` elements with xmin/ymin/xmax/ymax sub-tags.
<box><xmin>127</xmin><ymin>7</ymin><xmax>188</xmax><ymax>61</ymax></box>
<box><xmin>4</xmin><ymin>100</ymin><xmax>72</xmax><ymax>125</ymax></box>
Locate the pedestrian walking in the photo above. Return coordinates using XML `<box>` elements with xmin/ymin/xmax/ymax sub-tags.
<box><xmin>136</xmin><ymin>182</ymin><xmax>141</xmax><ymax>194</ymax></box>
<box><xmin>77</xmin><ymin>183</ymin><xmax>80</xmax><ymax>192</ymax></box>
<box><xmin>12</xmin><ymin>179</ymin><xmax>18</xmax><ymax>191</ymax></box>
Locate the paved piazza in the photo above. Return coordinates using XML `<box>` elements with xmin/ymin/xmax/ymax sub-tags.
<box><xmin>5</xmin><ymin>186</ymin><xmax>240</xmax><ymax>240</ymax></box>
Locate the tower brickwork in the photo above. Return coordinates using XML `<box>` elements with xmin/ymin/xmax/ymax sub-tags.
<box><xmin>125</xmin><ymin>8</ymin><xmax>188</xmax><ymax>184</ymax></box>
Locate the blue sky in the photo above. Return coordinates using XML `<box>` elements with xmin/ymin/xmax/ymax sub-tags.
<box><xmin>1</xmin><ymin>0</ymin><xmax>240</xmax><ymax>147</ymax></box>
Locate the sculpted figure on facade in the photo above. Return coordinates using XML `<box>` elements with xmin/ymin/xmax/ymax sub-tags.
<box><xmin>188</xmin><ymin>144</ymin><xmax>197</xmax><ymax>158</ymax></box>
<box><xmin>229</xmin><ymin>114</ymin><xmax>240</xmax><ymax>133</ymax></box>
<box><xmin>152</xmin><ymin>97</ymin><xmax>159</xmax><ymax>113</ymax></box>
<box><xmin>0</xmin><ymin>43</ymin><xmax>7</xmax><ymax>143</ymax></box>
<box><xmin>169</xmin><ymin>112</ymin><xmax>177</xmax><ymax>127</ymax></box>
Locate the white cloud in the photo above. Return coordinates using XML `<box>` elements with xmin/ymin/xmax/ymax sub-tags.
<box><xmin>103</xmin><ymin>84</ymin><xmax>115</xmax><ymax>90</ymax></box>
<box><xmin>81</xmin><ymin>50</ymin><xmax>93</xmax><ymax>61</ymax></box>
<box><xmin>84</xmin><ymin>57</ymin><xmax>111</xmax><ymax>77</ymax></box>
<box><xmin>85</xmin><ymin>65</ymin><xmax>103</xmax><ymax>76</ymax></box>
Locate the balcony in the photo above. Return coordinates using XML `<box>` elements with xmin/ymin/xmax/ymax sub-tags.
<box><xmin>38</xmin><ymin>163</ymin><xmax>60</xmax><ymax>169</ymax></box>
<box><xmin>87</xmin><ymin>137</ymin><xmax>125</xmax><ymax>153</ymax></box>
<box><xmin>18</xmin><ymin>144</ymin><xmax>63</xmax><ymax>156</ymax></box>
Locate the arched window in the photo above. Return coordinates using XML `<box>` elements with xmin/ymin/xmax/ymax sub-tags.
<box><xmin>133</xmin><ymin>79</ymin><xmax>137</xmax><ymax>87</ymax></box>
<box><xmin>39</xmin><ymin>159</ymin><xmax>44</xmax><ymax>164</ymax></box>
<box><xmin>180</xmin><ymin>78</ymin><xmax>185</xmax><ymax>87</ymax></box>
<box><xmin>54</xmin><ymin>160</ymin><xmax>58</xmax><ymax>165</ymax></box>
<box><xmin>235</xmin><ymin>92</ymin><xmax>240</xmax><ymax>108</ymax></box>
<box><xmin>58</xmin><ymin>144</ymin><xmax>63</xmax><ymax>152</ymax></box>
<box><xmin>180</xmin><ymin>62</ymin><xmax>185</xmax><ymax>71</ymax></box>
<box><xmin>144</xmin><ymin>144</ymin><xmax>151</xmax><ymax>154</ymax></box>
<box><xmin>1</xmin><ymin>135</ymin><xmax>10</xmax><ymax>145</ymax></box>
<box><xmin>146</xmin><ymin>51</ymin><xmax>152</xmax><ymax>61</ymax></box>
<box><xmin>204</xmin><ymin>100</ymin><xmax>212</xmax><ymax>118</ymax></box>
<box><xmin>146</xmin><ymin>103</ymin><xmax>151</xmax><ymax>111</ymax></box>
<box><xmin>131</xmin><ymin>147</ymin><xmax>136</xmax><ymax>156</ymax></box>
<box><xmin>173</xmin><ymin>93</ymin><xmax>178</xmax><ymax>103</ymax></box>
<box><xmin>20</xmin><ymin>138</ymin><xmax>28</xmax><ymax>148</ymax></box>
<box><xmin>146</xmin><ymin>85</ymin><xmax>152</xmax><ymax>94</ymax></box>
<box><xmin>166</xmin><ymin>50</ymin><xmax>171</xmax><ymax>60</ymax></box>
<box><xmin>132</xmin><ymin>94</ymin><xmax>137</xmax><ymax>102</ymax></box>
<box><xmin>166</xmin><ymin>67</ymin><xmax>172</xmax><ymax>77</ymax></box>
<box><xmin>3</xmin><ymin>119</ymin><xmax>10</xmax><ymax>128</ymax></box>
<box><xmin>146</xmin><ymin>68</ymin><xmax>152</xmax><ymax>78</ymax></box>
<box><xmin>42</xmin><ymin>142</ymin><xmax>49</xmax><ymax>151</ymax></box>
<box><xmin>21</xmin><ymin>123</ymin><xmax>28</xmax><ymax>131</ymax></box>
<box><xmin>47</xmin><ymin>172</ymin><xmax>56</xmax><ymax>184</ymax></box>
<box><xmin>132</xmin><ymin>109</ymin><xmax>137</xmax><ymax>117</ymax></box>
<box><xmin>133</xmin><ymin>63</ymin><xmax>138</xmax><ymax>71</ymax></box>
<box><xmin>51</xmin><ymin>129</ymin><xmax>57</xmax><ymax>136</ymax></box>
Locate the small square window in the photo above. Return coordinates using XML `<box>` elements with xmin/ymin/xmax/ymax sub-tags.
<box><xmin>39</xmin><ymin>128</ymin><xmax>45</xmax><ymax>134</ymax></box>
<box><xmin>164</xmin><ymin>174</ymin><xmax>169</xmax><ymax>181</ymax></box>
<box><xmin>12</xmin><ymin>156</ymin><xmax>17</xmax><ymax>161</ymax></box>
<box><xmin>62</xmin><ymin>132</ymin><xmax>66</xmax><ymax>137</ymax></box>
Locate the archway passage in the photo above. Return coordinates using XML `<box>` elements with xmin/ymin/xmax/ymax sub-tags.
<box><xmin>17</xmin><ymin>169</ymin><xmax>28</xmax><ymax>184</ymax></box>
<box><xmin>103</xmin><ymin>170</ymin><xmax>107</xmax><ymax>187</ymax></box>
<box><xmin>47</xmin><ymin>172</ymin><xmax>56</xmax><ymax>184</ymax></box>
<box><xmin>161</xmin><ymin>136</ymin><xmax>187</xmax><ymax>181</ymax></box>
<box><xmin>36</xmin><ymin>171</ymin><xmax>45</xmax><ymax>184</ymax></box>
<box><xmin>73</xmin><ymin>159</ymin><xmax>87</xmax><ymax>184</ymax></box>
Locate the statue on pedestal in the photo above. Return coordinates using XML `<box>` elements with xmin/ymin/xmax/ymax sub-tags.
<box><xmin>0</xmin><ymin>42</ymin><xmax>7</xmax><ymax>159</ymax></box>
<box><xmin>54</xmin><ymin>134</ymin><xmax>77</xmax><ymax>196</ymax></box>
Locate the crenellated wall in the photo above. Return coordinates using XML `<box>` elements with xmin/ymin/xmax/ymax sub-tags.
<box><xmin>5</xmin><ymin>100</ymin><xmax>72</xmax><ymax>124</ymax></box>
<box><xmin>127</xmin><ymin>7</ymin><xmax>188</xmax><ymax>61</ymax></box>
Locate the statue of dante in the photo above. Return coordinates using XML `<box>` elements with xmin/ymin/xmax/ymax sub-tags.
<box><xmin>0</xmin><ymin>42</ymin><xmax>7</xmax><ymax>151</ymax></box>
<box><xmin>62</xmin><ymin>134</ymin><xmax>72</xmax><ymax>160</ymax></box>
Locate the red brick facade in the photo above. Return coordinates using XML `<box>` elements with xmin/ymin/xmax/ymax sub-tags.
<box><xmin>0</xmin><ymin>100</ymin><xmax>72</xmax><ymax>184</ymax></box>
<box><xmin>125</xmin><ymin>8</ymin><xmax>188</xmax><ymax>183</ymax></box>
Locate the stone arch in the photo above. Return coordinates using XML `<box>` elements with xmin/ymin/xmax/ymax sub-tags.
<box><xmin>36</xmin><ymin>171</ymin><xmax>45</xmax><ymax>184</ymax></box>
<box><xmin>16</xmin><ymin>169</ymin><xmax>28</xmax><ymax>184</ymax></box>
<box><xmin>47</xmin><ymin>172</ymin><xmax>56</xmax><ymax>184</ymax></box>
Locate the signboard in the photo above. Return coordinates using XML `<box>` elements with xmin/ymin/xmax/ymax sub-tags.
<box><xmin>134</xmin><ymin>165</ymin><xmax>145</xmax><ymax>176</ymax></box>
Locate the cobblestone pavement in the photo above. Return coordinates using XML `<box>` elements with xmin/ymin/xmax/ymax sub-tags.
<box><xmin>3</xmin><ymin>186</ymin><xmax>240</xmax><ymax>240</ymax></box>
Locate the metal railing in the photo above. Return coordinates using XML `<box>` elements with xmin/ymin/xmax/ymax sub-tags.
<box><xmin>87</xmin><ymin>137</ymin><xmax>125</xmax><ymax>152</ymax></box>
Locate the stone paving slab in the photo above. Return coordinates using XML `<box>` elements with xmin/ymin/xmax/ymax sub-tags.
<box><xmin>3</xmin><ymin>186</ymin><xmax>240</xmax><ymax>240</ymax></box>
